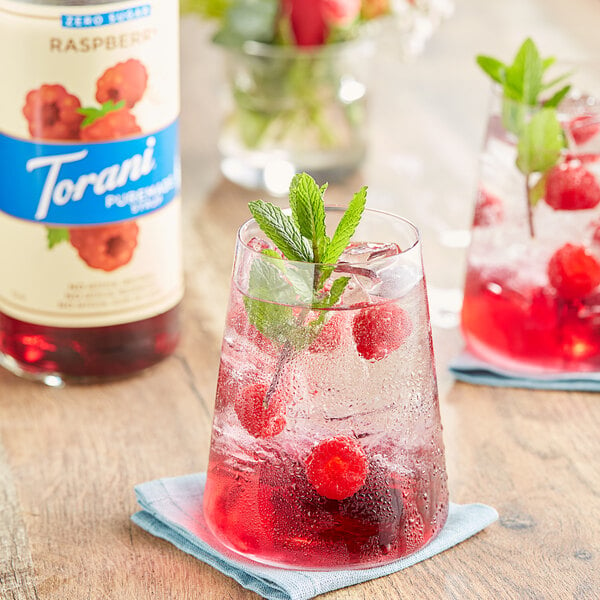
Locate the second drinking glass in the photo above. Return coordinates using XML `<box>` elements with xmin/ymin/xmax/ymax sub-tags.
<box><xmin>462</xmin><ymin>41</ymin><xmax>600</xmax><ymax>373</ymax></box>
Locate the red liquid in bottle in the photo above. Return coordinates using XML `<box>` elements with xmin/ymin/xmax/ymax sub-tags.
<box><xmin>0</xmin><ymin>307</ymin><xmax>180</xmax><ymax>381</ymax></box>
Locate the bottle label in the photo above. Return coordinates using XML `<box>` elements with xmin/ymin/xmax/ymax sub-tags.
<box><xmin>0</xmin><ymin>0</ymin><xmax>183</xmax><ymax>327</ymax></box>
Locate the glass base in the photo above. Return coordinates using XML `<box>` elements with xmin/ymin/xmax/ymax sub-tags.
<box><xmin>463</xmin><ymin>333</ymin><xmax>600</xmax><ymax>375</ymax></box>
<box><xmin>219</xmin><ymin>145</ymin><xmax>366</xmax><ymax>196</ymax></box>
<box><xmin>206</xmin><ymin>514</ymin><xmax>446</xmax><ymax>571</ymax></box>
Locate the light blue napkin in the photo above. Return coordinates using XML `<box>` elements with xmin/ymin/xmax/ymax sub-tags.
<box><xmin>132</xmin><ymin>472</ymin><xmax>498</xmax><ymax>600</ymax></box>
<box><xmin>449</xmin><ymin>350</ymin><xmax>600</xmax><ymax>391</ymax></box>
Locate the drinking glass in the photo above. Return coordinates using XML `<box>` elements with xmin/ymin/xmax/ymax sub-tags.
<box><xmin>203</xmin><ymin>208</ymin><xmax>449</xmax><ymax>570</ymax></box>
<box><xmin>461</xmin><ymin>62</ymin><xmax>600</xmax><ymax>373</ymax></box>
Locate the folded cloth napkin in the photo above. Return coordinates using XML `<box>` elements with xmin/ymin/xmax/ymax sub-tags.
<box><xmin>132</xmin><ymin>472</ymin><xmax>498</xmax><ymax>600</ymax></box>
<box><xmin>449</xmin><ymin>350</ymin><xmax>600</xmax><ymax>391</ymax></box>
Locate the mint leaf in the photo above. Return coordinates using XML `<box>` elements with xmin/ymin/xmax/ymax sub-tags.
<box><xmin>248</xmin><ymin>199</ymin><xmax>313</xmax><ymax>262</ymax></box>
<box><xmin>516</xmin><ymin>108</ymin><xmax>565</xmax><ymax>175</ymax></box>
<box><xmin>506</xmin><ymin>38</ymin><xmax>543</xmax><ymax>104</ymax></box>
<box><xmin>322</xmin><ymin>186</ymin><xmax>367</xmax><ymax>265</ymax></box>
<box><xmin>475</xmin><ymin>56</ymin><xmax>506</xmax><ymax>85</ymax></box>
<box><xmin>78</xmin><ymin>100</ymin><xmax>126</xmax><ymax>127</ymax></box>
<box><xmin>46</xmin><ymin>227</ymin><xmax>69</xmax><ymax>249</ymax></box>
<box><xmin>529</xmin><ymin>173</ymin><xmax>548</xmax><ymax>207</ymax></box>
<box><xmin>543</xmin><ymin>84</ymin><xmax>571</xmax><ymax>109</ymax></box>
<box><xmin>243</xmin><ymin>257</ymin><xmax>298</xmax><ymax>345</ymax></box>
<box><xmin>316</xmin><ymin>276</ymin><xmax>351</xmax><ymax>309</ymax></box>
<box><xmin>289</xmin><ymin>173</ymin><xmax>328</xmax><ymax>262</ymax></box>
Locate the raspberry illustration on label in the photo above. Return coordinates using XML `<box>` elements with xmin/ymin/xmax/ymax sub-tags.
<box><xmin>69</xmin><ymin>222</ymin><xmax>139</xmax><ymax>272</ymax></box>
<box><xmin>23</xmin><ymin>84</ymin><xmax>84</xmax><ymax>141</ymax></box>
<box><xmin>95</xmin><ymin>58</ymin><xmax>148</xmax><ymax>108</ymax></box>
<box><xmin>45</xmin><ymin>221</ymin><xmax>139</xmax><ymax>272</ymax></box>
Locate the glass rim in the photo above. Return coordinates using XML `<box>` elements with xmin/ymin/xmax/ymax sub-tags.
<box><xmin>237</xmin><ymin>206</ymin><xmax>421</xmax><ymax>268</ymax></box>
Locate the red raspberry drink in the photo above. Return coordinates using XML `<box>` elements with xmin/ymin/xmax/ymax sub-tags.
<box><xmin>203</xmin><ymin>203</ymin><xmax>448</xmax><ymax>569</ymax></box>
<box><xmin>462</xmin><ymin>46</ymin><xmax>600</xmax><ymax>373</ymax></box>
<box><xmin>0</xmin><ymin>1</ymin><xmax>183</xmax><ymax>383</ymax></box>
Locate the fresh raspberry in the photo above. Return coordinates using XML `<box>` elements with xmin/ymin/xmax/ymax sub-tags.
<box><xmin>352</xmin><ymin>303</ymin><xmax>412</xmax><ymax>361</ymax></box>
<box><xmin>234</xmin><ymin>382</ymin><xmax>286</xmax><ymax>438</ymax></box>
<box><xmin>22</xmin><ymin>84</ymin><xmax>83</xmax><ymax>140</ymax></box>
<box><xmin>569</xmin><ymin>114</ymin><xmax>600</xmax><ymax>146</ymax></box>
<box><xmin>69</xmin><ymin>221</ymin><xmax>139</xmax><ymax>272</ymax></box>
<box><xmin>95</xmin><ymin>59</ymin><xmax>148</xmax><ymax>108</ymax></box>
<box><xmin>308</xmin><ymin>313</ymin><xmax>343</xmax><ymax>353</ymax></box>
<box><xmin>80</xmin><ymin>107</ymin><xmax>141</xmax><ymax>141</ymax></box>
<box><xmin>544</xmin><ymin>160</ymin><xmax>600</xmax><ymax>210</ymax></box>
<box><xmin>305</xmin><ymin>436</ymin><xmax>368</xmax><ymax>500</ymax></box>
<box><xmin>547</xmin><ymin>243</ymin><xmax>600</xmax><ymax>300</ymax></box>
<box><xmin>472</xmin><ymin>188</ymin><xmax>503</xmax><ymax>227</ymax></box>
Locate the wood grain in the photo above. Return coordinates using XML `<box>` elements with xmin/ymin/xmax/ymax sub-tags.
<box><xmin>2</xmin><ymin>1</ymin><xmax>600</xmax><ymax>598</ymax></box>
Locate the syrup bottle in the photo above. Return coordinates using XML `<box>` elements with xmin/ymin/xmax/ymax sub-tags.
<box><xmin>0</xmin><ymin>0</ymin><xmax>184</xmax><ymax>384</ymax></box>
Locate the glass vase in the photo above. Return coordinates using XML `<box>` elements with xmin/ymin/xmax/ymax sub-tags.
<box><xmin>217</xmin><ymin>39</ymin><xmax>373</xmax><ymax>195</ymax></box>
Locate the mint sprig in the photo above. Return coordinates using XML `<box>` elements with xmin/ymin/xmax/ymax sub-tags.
<box><xmin>477</xmin><ymin>38</ymin><xmax>572</xmax><ymax>237</ymax></box>
<box><xmin>245</xmin><ymin>173</ymin><xmax>366</xmax><ymax>351</ymax></box>
<box><xmin>477</xmin><ymin>38</ymin><xmax>571</xmax><ymax>117</ymax></box>
<box><xmin>248</xmin><ymin>172</ymin><xmax>367</xmax><ymax>271</ymax></box>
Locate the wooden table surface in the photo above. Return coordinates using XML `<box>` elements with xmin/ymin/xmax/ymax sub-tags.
<box><xmin>2</xmin><ymin>1</ymin><xmax>600</xmax><ymax>598</ymax></box>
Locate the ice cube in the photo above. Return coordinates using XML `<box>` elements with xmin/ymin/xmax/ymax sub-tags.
<box><xmin>340</xmin><ymin>241</ymin><xmax>402</xmax><ymax>264</ymax></box>
<box><xmin>333</xmin><ymin>242</ymin><xmax>420</xmax><ymax>300</ymax></box>
<box><xmin>371</xmin><ymin>264</ymin><xmax>422</xmax><ymax>298</ymax></box>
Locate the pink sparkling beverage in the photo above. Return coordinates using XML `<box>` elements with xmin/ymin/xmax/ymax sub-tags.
<box><xmin>203</xmin><ymin>208</ymin><xmax>448</xmax><ymax>570</ymax></box>
<box><xmin>462</xmin><ymin>62</ymin><xmax>600</xmax><ymax>373</ymax></box>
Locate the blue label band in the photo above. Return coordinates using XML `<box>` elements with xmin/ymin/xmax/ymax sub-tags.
<box><xmin>0</xmin><ymin>119</ymin><xmax>180</xmax><ymax>226</ymax></box>
<box><xmin>61</xmin><ymin>5</ymin><xmax>151</xmax><ymax>28</ymax></box>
